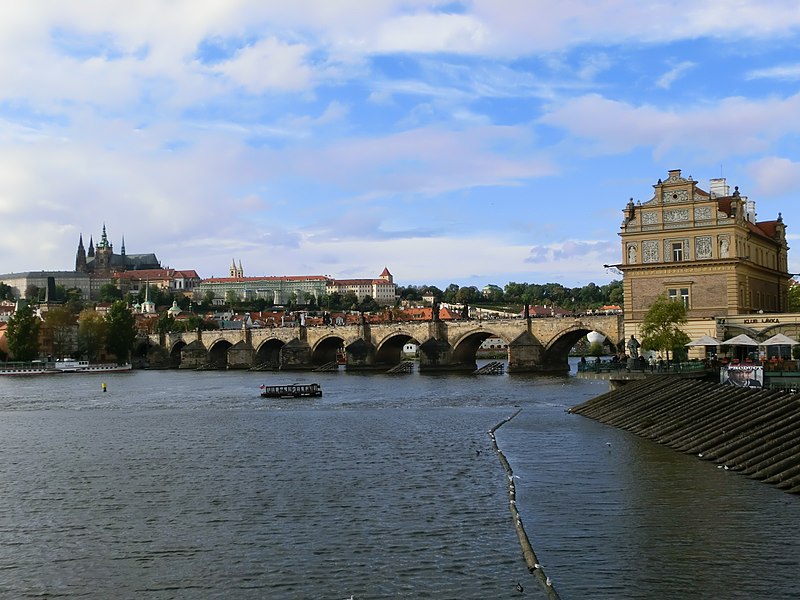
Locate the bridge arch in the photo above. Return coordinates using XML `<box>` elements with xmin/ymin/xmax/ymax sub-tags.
<box><xmin>208</xmin><ymin>339</ymin><xmax>233</xmax><ymax>369</ymax></box>
<box><xmin>311</xmin><ymin>334</ymin><xmax>347</xmax><ymax>366</ymax></box>
<box><xmin>545</xmin><ymin>326</ymin><xmax>617</xmax><ymax>371</ymax></box>
<box><xmin>255</xmin><ymin>338</ymin><xmax>285</xmax><ymax>369</ymax></box>
<box><xmin>450</xmin><ymin>329</ymin><xmax>506</xmax><ymax>367</ymax></box>
<box><xmin>169</xmin><ymin>340</ymin><xmax>187</xmax><ymax>367</ymax></box>
<box><xmin>374</xmin><ymin>331</ymin><xmax>424</xmax><ymax>366</ymax></box>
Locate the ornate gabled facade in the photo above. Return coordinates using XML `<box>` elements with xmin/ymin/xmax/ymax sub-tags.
<box><xmin>74</xmin><ymin>225</ymin><xmax>161</xmax><ymax>275</ymax></box>
<box><xmin>618</xmin><ymin>169</ymin><xmax>790</xmax><ymax>338</ymax></box>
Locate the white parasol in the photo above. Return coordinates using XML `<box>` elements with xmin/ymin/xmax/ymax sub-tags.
<box><xmin>759</xmin><ymin>333</ymin><xmax>799</xmax><ymax>346</ymax></box>
<box><xmin>685</xmin><ymin>335</ymin><xmax>721</xmax><ymax>347</ymax></box>
<box><xmin>722</xmin><ymin>334</ymin><xmax>759</xmax><ymax>346</ymax></box>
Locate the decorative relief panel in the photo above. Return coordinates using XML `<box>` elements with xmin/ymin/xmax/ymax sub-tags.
<box><xmin>641</xmin><ymin>212</ymin><xmax>658</xmax><ymax>226</ymax></box>
<box><xmin>663</xmin><ymin>189</ymin><xmax>688</xmax><ymax>203</ymax></box>
<box><xmin>664</xmin><ymin>208</ymin><xmax>689</xmax><ymax>222</ymax></box>
<box><xmin>642</xmin><ymin>240</ymin><xmax>659</xmax><ymax>263</ymax></box>
<box><xmin>694</xmin><ymin>206</ymin><xmax>712</xmax><ymax>221</ymax></box>
<box><xmin>695</xmin><ymin>236</ymin><xmax>712</xmax><ymax>259</ymax></box>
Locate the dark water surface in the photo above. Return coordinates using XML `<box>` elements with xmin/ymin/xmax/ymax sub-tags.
<box><xmin>0</xmin><ymin>364</ymin><xmax>798</xmax><ymax>599</ymax></box>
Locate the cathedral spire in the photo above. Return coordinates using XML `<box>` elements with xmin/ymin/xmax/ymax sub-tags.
<box><xmin>121</xmin><ymin>236</ymin><xmax>126</xmax><ymax>256</ymax></box>
<box><xmin>99</xmin><ymin>223</ymin><xmax>110</xmax><ymax>249</ymax></box>
<box><xmin>88</xmin><ymin>236</ymin><xmax>95</xmax><ymax>257</ymax></box>
<box><xmin>75</xmin><ymin>234</ymin><xmax>87</xmax><ymax>272</ymax></box>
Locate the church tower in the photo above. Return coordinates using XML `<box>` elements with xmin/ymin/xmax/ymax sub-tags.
<box><xmin>229</xmin><ymin>259</ymin><xmax>244</xmax><ymax>278</ymax></box>
<box><xmin>75</xmin><ymin>234</ymin><xmax>87</xmax><ymax>272</ymax></box>
<box><xmin>95</xmin><ymin>224</ymin><xmax>113</xmax><ymax>274</ymax></box>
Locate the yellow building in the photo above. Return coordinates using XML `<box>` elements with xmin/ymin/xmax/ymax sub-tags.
<box><xmin>616</xmin><ymin>169</ymin><xmax>790</xmax><ymax>346</ymax></box>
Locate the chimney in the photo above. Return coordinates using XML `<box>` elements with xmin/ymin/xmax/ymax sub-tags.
<box><xmin>709</xmin><ymin>178</ymin><xmax>729</xmax><ymax>198</ymax></box>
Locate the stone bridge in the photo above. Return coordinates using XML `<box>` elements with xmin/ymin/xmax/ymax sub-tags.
<box><xmin>142</xmin><ymin>314</ymin><xmax>623</xmax><ymax>374</ymax></box>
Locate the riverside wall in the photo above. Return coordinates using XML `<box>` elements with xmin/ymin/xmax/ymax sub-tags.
<box><xmin>569</xmin><ymin>376</ymin><xmax>800</xmax><ymax>495</ymax></box>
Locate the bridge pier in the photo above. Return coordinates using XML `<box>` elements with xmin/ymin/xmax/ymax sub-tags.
<box><xmin>280</xmin><ymin>337</ymin><xmax>315</xmax><ymax>370</ymax></box>
<box><xmin>228</xmin><ymin>341</ymin><xmax>255</xmax><ymax>369</ymax></box>
<box><xmin>418</xmin><ymin>337</ymin><xmax>477</xmax><ymax>372</ymax></box>
<box><xmin>344</xmin><ymin>338</ymin><xmax>382</xmax><ymax>371</ymax></box>
<box><xmin>180</xmin><ymin>340</ymin><xmax>208</xmax><ymax>369</ymax></box>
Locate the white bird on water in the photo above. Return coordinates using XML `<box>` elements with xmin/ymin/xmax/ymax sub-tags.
<box><xmin>546</xmin><ymin>576</ymin><xmax>552</xmax><ymax>587</ymax></box>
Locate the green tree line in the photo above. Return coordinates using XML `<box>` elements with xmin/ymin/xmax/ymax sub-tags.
<box><xmin>3</xmin><ymin>300</ymin><xmax>137</xmax><ymax>365</ymax></box>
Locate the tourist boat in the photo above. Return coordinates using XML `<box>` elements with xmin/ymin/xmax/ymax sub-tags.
<box><xmin>0</xmin><ymin>361</ymin><xmax>59</xmax><ymax>376</ymax></box>
<box><xmin>52</xmin><ymin>359</ymin><xmax>132</xmax><ymax>373</ymax></box>
<box><xmin>259</xmin><ymin>383</ymin><xmax>322</xmax><ymax>398</ymax></box>
<box><xmin>0</xmin><ymin>359</ymin><xmax>132</xmax><ymax>376</ymax></box>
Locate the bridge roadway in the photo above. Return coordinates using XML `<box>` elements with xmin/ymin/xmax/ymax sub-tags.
<box><xmin>145</xmin><ymin>314</ymin><xmax>624</xmax><ymax>373</ymax></box>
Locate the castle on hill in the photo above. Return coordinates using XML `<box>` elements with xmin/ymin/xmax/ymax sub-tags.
<box><xmin>75</xmin><ymin>224</ymin><xmax>161</xmax><ymax>275</ymax></box>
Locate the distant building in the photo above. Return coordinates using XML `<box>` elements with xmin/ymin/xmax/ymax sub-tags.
<box><xmin>75</xmin><ymin>224</ymin><xmax>161</xmax><ymax>275</ymax></box>
<box><xmin>114</xmin><ymin>269</ymin><xmax>201</xmax><ymax>296</ymax></box>
<box><xmin>0</xmin><ymin>271</ymin><xmax>107</xmax><ymax>301</ymax></box>
<box><xmin>195</xmin><ymin>267</ymin><xmax>398</xmax><ymax>306</ymax></box>
<box><xmin>326</xmin><ymin>268</ymin><xmax>397</xmax><ymax>305</ymax></box>
<box><xmin>195</xmin><ymin>274</ymin><xmax>331</xmax><ymax>306</ymax></box>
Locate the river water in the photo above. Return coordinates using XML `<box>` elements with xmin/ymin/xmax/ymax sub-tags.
<box><xmin>0</xmin><ymin>361</ymin><xmax>798</xmax><ymax>599</ymax></box>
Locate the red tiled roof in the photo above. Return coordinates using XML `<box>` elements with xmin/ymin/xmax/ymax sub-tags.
<box><xmin>203</xmin><ymin>276</ymin><xmax>330</xmax><ymax>283</ymax></box>
<box><xmin>115</xmin><ymin>269</ymin><xmax>175</xmax><ymax>280</ymax></box>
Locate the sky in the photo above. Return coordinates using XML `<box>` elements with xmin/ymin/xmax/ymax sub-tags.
<box><xmin>2</xmin><ymin>1</ymin><xmax>800</xmax><ymax>291</ymax></box>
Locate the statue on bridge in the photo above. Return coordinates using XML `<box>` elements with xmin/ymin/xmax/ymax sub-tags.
<box><xmin>626</xmin><ymin>334</ymin><xmax>641</xmax><ymax>358</ymax></box>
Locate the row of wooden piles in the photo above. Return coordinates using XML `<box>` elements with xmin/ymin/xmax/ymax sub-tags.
<box><xmin>569</xmin><ymin>376</ymin><xmax>800</xmax><ymax>495</ymax></box>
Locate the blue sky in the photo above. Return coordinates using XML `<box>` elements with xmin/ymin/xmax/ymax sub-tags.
<box><xmin>2</xmin><ymin>1</ymin><xmax>800</xmax><ymax>290</ymax></box>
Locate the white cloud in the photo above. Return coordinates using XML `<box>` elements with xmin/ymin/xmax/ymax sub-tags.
<box><xmin>539</xmin><ymin>92</ymin><xmax>800</xmax><ymax>160</ymax></box>
<box><xmin>212</xmin><ymin>37</ymin><xmax>313</xmax><ymax>93</ymax></box>
<box><xmin>656</xmin><ymin>61</ymin><xmax>696</xmax><ymax>89</ymax></box>
<box><xmin>746</xmin><ymin>157</ymin><xmax>800</xmax><ymax>197</ymax></box>
<box><xmin>747</xmin><ymin>63</ymin><xmax>800</xmax><ymax>81</ymax></box>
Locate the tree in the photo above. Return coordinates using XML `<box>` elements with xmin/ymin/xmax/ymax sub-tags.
<box><xmin>342</xmin><ymin>291</ymin><xmax>358</xmax><ymax>309</ymax></box>
<box><xmin>78</xmin><ymin>309</ymin><xmax>108</xmax><ymax>362</ymax></box>
<box><xmin>456</xmin><ymin>286</ymin><xmax>480</xmax><ymax>305</ymax></box>
<box><xmin>357</xmin><ymin>295</ymin><xmax>380</xmax><ymax>313</ymax></box>
<box><xmin>105</xmin><ymin>301</ymin><xmax>137</xmax><ymax>364</ymax></box>
<box><xmin>0</xmin><ymin>282</ymin><xmax>14</xmax><ymax>301</ymax></box>
<box><xmin>6</xmin><ymin>303</ymin><xmax>41</xmax><ymax>361</ymax></box>
<box><xmin>640</xmin><ymin>294</ymin><xmax>691</xmax><ymax>363</ymax></box>
<box><xmin>100</xmin><ymin>283</ymin><xmax>123</xmax><ymax>302</ymax></box>
<box><xmin>588</xmin><ymin>341</ymin><xmax>605</xmax><ymax>357</ymax></box>
<box><xmin>225</xmin><ymin>289</ymin><xmax>240</xmax><ymax>307</ymax></box>
<box><xmin>43</xmin><ymin>306</ymin><xmax>77</xmax><ymax>359</ymax></box>
<box><xmin>25</xmin><ymin>285</ymin><xmax>41</xmax><ymax>301</ymax></box>
<box><xmin>788</xmin><ymin>281</ymin><xmax>800</xmax><ymax>312</ymax></box>
<box><xmin>156</xmin><ymin>313</ymin><xmax>176</xmax><ymax>335</ymax></box>
<box><xmin>442</xmin><ymin>283</ymin><xmax>460</xmax><ymax>303</ymax></box>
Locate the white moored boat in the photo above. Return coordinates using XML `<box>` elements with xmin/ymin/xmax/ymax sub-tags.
<box><xmin>0</xmin><ymin>359</ymin><xmax>132</xmax><ymax>376</ymax></box>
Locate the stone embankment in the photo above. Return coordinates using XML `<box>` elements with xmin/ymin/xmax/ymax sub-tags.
<box><xmin>569</xmin><ymin>376</ymin><xmax>800</xmax><ymax>495</ymax></box>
